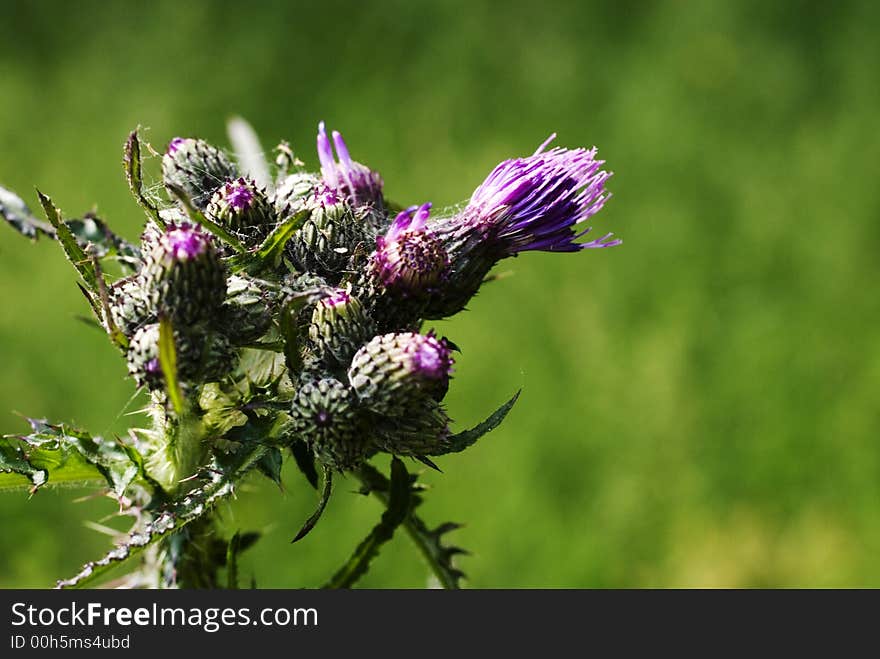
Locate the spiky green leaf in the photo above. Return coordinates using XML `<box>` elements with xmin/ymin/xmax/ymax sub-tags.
<box><xmin>123</xmin><ymin>129</ymin><xmax>164</xmax><ymax>228</ymax></box>
<box><xmin>256</xmin><ymin>447</ymin><xmax>283</xmax><ymax>486</ymax></box>
<box><xmin>0</xmin><ymin>419</ymin><xmax>142</xmax><ymax>496</ymax></box>
<box><xmin>158</xmin><ymin>317</ymin><xmax>184</xmax><ymax>415</ymax></box>
<box><xmin>429</xmin><ymin>389</ymin><xmax>521</xmax><ymax>456</ymax></box>
<box><xmin>37</xmin><ymin>190</ymin><xmax>99</xmax><ymax>291</ymax></box>
<box><xmin>354</xmin><ymin>462</ymin><xmax>467</xmax><ymax>589</ymax></box>
<box><xmin>290</xmin><ymin>440</ymin><xmax>319</xmax><ymax>490</ymax></box>
<box><xmin>0</xmin><ymin>185</ymin><xmax>54</xmax><ymax>239</ymax></box>
<box><xmin>291</xmin><ymin>465</ymin><xmax>332</xmax><ymax>543</ymax></box>
<box><xmin>66</xmin><ymin>214</ymin><xmax>141</xmax><ymax>271</ymax></box>
<box><xmin>324</xmin><ymin>457</ymin><xmax>411</xmax><ymax>588</ymax></box>
<box><xmin>57</xmin><ymin>442</ymin><xmax>267</xmax><ymax>589</ymax></box>
<box><xmin>229</xmin><ymin>208</ymin><xmax>310</xmax><ymax>274</ymax></box>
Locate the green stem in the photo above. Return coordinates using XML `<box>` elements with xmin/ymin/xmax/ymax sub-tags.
<box><xmin>353</xmin><ymin>465</ymin><xmax>460</xmax><ymax>590</ymax></box>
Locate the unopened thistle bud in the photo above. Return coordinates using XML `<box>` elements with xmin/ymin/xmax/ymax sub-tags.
<box><xmin>289</xmin><ymin>378</ymin><xmax>369</xmax><ymax>471</ymax></box>
<box><xmin>307</xmin><ymin>288</ymin><xmax>373</xmax><ymax>367</ymax></box>
<box><xmin>348</xmin><ymin>332</ymin><xmax>453</xmax><ymax>415</ymax></box>
<box><xmin>205</xmin><ymin>177</ymin><xmax>275</xmax><ymax>246</ymax></box>
<box><xmin>371</xmin><ymin>203</ymin><xmax>449</xmax><ymax>296</ymax></box>
<box><xmin>286</xmin><ymin>193</ymin><xmax>369</xmax><ymax>282</ymax></box>
<box><xmin>143</xmin><ymin>223</ymin><xmax>226</xmax><ymax>327</ymax></box>
<box><xmin>162</xmin><ymin>137</ymin><xmax>238</xmax><ymax>209</ymax></box>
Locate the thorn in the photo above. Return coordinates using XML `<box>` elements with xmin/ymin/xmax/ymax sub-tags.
<box><xmin>415</xmin><ymin>455</ymin><xmax>442</xmax><ymax>472</ymax></box>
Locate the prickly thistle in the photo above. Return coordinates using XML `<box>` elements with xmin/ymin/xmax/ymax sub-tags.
<box><xmin>0</xmin><ymin>119</ymin><xmax>618</xmax><ymax>589</ymax></box>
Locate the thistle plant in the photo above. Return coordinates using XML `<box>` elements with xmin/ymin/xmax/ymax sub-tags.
<box><xmin>0</xmin><ymin>119</ymin><xmax>618</xmax><ymax>588</ymax></box>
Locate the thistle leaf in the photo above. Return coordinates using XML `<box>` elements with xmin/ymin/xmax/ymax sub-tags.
<box><xmin>324</xmin><ymin>457</ymin><xmax>411</xmax><ymax>588</ymax></box>
<box><xmin>354</xmin><ymin>462</ymin><xmax>467</xmax><ymax>589</ymax></box>
<box><xmin>0</xmin><ymin>419</ymin><xmax>142</xmax><ymax>496</ymax></box>
<box><xmin>37</xmin><ymin>190</ymin><xmax>99</xmax><ymax>292</ymax></box>
<box><xmin>123</xmin><ymin>129</ymin><xmax>164</xmax><ymax>228</ymax></box>
<box><xmin>429</xmin><ymin>389</ymin><xmax>521</xmax><ymax>456</ymax></box>
<box><xmin>0</xmin><ymin>185</ymin><xmax>54</xmax><ymax>239</ymax></box>
<box><xmin>229</xmin><ymin>208</ymin><xmax>310</xmax><ymax>274</ymax></box>
<box><xmin>291</xmin><ymin>465</ymin><xmax>332</xmax><ymax>543</ymax></box>
<box><xmin>158</xmin><ymin>317</ymin><xmax>185</xmax><ymax>415</ymax></box>
<box><xmin>57</xmin><ymin>442</ymin><xmax>268</xmax><ymax>589</ymax></box>
<box><xmin>66</xmin><ymin>213</ymin><xmax>141</xmax><ymax>271</ymax></box>
<box><xmin>226</xmin><ymin>531</ymin><xmax>242</xmax><ymax>590</ymax></box>
<box><xmin>256</xmin><ymin>447</ymin><xmax>283</xmax><ymax>487</ymax></box>
<box><xmin>290</xmin><ymin>439</ymin><xmax>319</xmax><ymax>490</ymax></box>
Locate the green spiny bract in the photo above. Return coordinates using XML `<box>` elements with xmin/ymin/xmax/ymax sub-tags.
<box><xmin>285</xmin><ymin>193</ymin><xmax>374</xmax><ymax>283</ymax></box>
<box><xmin>0</xmin><ymin>119</ymin><xmax>616</xmax><ymax>589</ymax></box>
<box><xmin>307</xmin><ymin>288</ymin><xmax>374</xmax><ymax>368</ymax></box>
<box><xmin>220</xmin><ymin>274</ymin><xmax>278</xmax><ymax>346</ymax></box>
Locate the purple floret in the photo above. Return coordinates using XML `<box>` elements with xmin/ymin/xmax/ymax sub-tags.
<box><xmin>225</xmin><ymin>178</ymin><xmax>255</xmax><ymax>211</ymax></box>
<box><xmin>162</xmin><ymin>222</ymin><xmax>211</xmax><ymax>261</ymax></box>
<box><xmin>167</xmin><ymin>137</ymin><xmax>186</xmax><ymax>155</ymax></box>
<box><xmin>316</xmin><ymin>121</ymin><xmax>383</xmax><ymax>207</ymax></box>
<box><xmin>409</xmin><ymin>333</ymin><xmax>453</xmax><ymax>381</ymax></box>
<box><xmin>465</xmin><ymin>134</ymin><xmax>619</xmax><ymax>254</ymax></box>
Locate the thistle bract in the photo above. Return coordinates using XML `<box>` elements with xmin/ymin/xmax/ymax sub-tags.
<box><xmin>308</xmin><ymin>288</ymin><xmax>373</xmax><ymax>367</ymax></box>
<box><xmin>289</xmin><ymin>378</ymin><xmax>369</xmax><ymax>471</ymax></box>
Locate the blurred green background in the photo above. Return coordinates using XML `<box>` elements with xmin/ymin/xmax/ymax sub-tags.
<box><xmin>1</xmin><ymin>0</ymin><xmax>878</xmax><ymax>588</ymax></box>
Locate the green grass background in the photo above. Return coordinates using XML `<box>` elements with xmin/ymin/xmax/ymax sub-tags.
<box><xmin>1</xmin><ymin>0</ymin><xmax>878</xmax><ymax>587</ymax></box>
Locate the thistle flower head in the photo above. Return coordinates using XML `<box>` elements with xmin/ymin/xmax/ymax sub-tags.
<box><xmin>143</xmin><ymin>223</ymin><xmax>227</xmax><ymax>327</ymax></box>
<box><xmin>225</xmin><ymin>179</ymin><xmax>255</xmax><ymax>210</ymax></box>
<box><xmin>316</xmin><ymin>121</ymin><xmax>383</xmax><ymax>208</ymax></box>
<box><xmin>464</xmin><ymin>135</ymin><xmax>618</xmax><ymax>254</ymax></box>
<box><xmin>371</xmin><ymin>203</ymin><xmax>449</xmax><ymax>295</ymax></box>
<box><xmin>206</xmin><ymin>177</ymin><xmax>274</xmax><ymax>245</ymax></box>
<box><xmin>166</xmin><ymin>137</ymin><xmax>186</xmax><ymax>154</ymax></box>
<box><xmin>158</xmin><ymin>222</ymin><xmax>212</xmax><ymax>262</ymax></box>
<box><xmin>162</xmin><ymin>137</ymin><xmax>238</xmax><ymax>210</ymax></box>
<box><xmin>289</xmin><ymin>378</ymin><xmax>370</xmax><ymax>471</ymax></box>
<box><xmin>308</xmin><ymin>288</ymin><xmax>373</xmax><ymax>367</ymax></box>
<box><xmin>348</xmin><ymin>331</ymin><xmax>453</xmax><ymax>414</ymax></box>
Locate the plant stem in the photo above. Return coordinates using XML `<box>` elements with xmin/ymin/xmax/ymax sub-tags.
<box><xmin>353</xmin><ymin>465</ymin><xmax>460</xmax><ymax>590</ymax></box>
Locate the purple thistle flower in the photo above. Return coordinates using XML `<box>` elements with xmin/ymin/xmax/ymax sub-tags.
<box><xmin>409</xmin><ymin>332</ymin><xmax>453</xmax><ymax>381</ymax></box>
<box><xmin>322</xmin><ymin>288</ymin><xmax>352</xmax><ymax>309</ymax></box>
<box><xmin>316</xmin><ymin>121</ymin><xmax>383</xmax><ymax>207</ymax></box>
<box><xmin>166</xmin><ymin>137</ymin><xmax>186</xmax><ymax>154</ymax></box>
<box><xmin>160</xmin><ymin>222</ymin><xmax>212</xmax><ymax>261</ymax></box>
<box><xmin>463</xmin><ymin>134</ymin><xmax>619</xmax><ymax>254</ymax></box>
<box><xmin>224</xmin><ymin>178</ymin><xmax>255</xmax><ymax>211</ymax></box>
<box><xmin>372</xmin><ymin>202</ymin><xmax>449</xmax><ymax>295</ymax></box>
